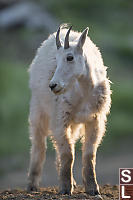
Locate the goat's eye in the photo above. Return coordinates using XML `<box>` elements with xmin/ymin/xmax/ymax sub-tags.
<box><xmin>67</xmin><ymin>55</ymin><xmax>74</xmax><ymax>62</ymax></box>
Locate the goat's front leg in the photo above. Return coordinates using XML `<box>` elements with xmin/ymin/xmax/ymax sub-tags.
<box><xmin>54</xmin><ymin>126</ymin><xmax>75</xmax><ymax>195</ymax></box>
<box><xmin>82</xmin><ymin>115</ymin><xmax>105</xmax><ymax>199</ymax></box>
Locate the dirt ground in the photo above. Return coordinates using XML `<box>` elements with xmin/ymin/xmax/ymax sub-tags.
<box><xmin>0</xmin><ymin>185</ymin><xmax>119</xmax><ymax>200</ymax></box>
<box><xmin>0</xmin><ymin>143</ymin><xmax>132</xmax><ymax>199</ymax></box>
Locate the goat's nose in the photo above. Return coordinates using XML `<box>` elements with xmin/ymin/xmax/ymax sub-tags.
<box><xmin>49</xmin><ymin>83</ymin><xmax>57</xmax><ymax>91</ymax></box>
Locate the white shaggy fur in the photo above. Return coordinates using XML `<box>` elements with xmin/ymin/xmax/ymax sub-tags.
<box><xmin>27</xmin><ymin>26</ymin><xmax>111</xmax><ymax>198</ymax></box>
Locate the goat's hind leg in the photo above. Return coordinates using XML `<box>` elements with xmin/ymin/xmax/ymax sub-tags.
<box><xmin>82</xmin><ymin>115</ymin><xmax>105</xmax><ymax>199</ymax></box>
<box><xmin>27</xmin><ymin>113</ymin><xmax>48</xmax><ymax>191</ymax></box>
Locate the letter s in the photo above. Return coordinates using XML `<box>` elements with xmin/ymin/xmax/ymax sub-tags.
<box><xmin>121</xmin><ymin>170</ymin><xmax>131</xmax><ymax>183</ymax></box>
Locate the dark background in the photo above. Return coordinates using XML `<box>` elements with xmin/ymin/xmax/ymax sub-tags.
<box><xmin>0</xmin><ymin>0</ymin><xmax>133</xmax><ymax>190</ymax></box>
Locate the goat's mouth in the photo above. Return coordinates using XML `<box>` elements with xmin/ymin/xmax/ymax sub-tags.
<box><xmin>49</xmin><ymin>82</ymin><xmax>66</xmax><ymax>95</ymax></box>
<box><xmin>53</xmin><ymin>88</ymin><xmax>65</xmax><ymax>95</ymax></box>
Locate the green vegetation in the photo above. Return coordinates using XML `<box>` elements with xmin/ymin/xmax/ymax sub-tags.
<box><xmin>0</xmin><ymin>0</ymin><xmax>133</xmax><ymax>156</ymax></box>
<box><xmin>0</xmin><ymin>61</ymin><xmax>30</xmax><ymax>156</ymax></box>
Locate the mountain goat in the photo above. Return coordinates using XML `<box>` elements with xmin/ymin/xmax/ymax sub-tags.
<box><xmin>27</xmin><ymin>25</ymin><xmax>111</xmax><ymax>199</ymax></box>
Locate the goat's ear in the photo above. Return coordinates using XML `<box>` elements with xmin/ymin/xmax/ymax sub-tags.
<box><xmin>76</xmin><ymin>27</ymin><xmax>89</xmax><ymax>52</ymax></box>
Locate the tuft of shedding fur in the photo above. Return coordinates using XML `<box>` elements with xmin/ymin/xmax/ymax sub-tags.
<box><xmin>27</xmin><ymin>25</ymin><xmax>111</xmax><ymax>198</ymax></box>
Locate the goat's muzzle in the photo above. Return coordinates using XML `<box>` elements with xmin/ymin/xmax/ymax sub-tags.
<box><xmin>49</xmin><ymin>83</ymin><xmax>57</xmax><ymax>91</ymax></box>
<box><xmin>49</xmin><ymin>83</ymin><xmax>63</xmax><ymax>94</ymax></box>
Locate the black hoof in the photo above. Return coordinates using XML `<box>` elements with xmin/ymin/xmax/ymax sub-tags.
<box><xmin>86</xmin><ymin>189</ymin><xmax>100</xmax><ymax>196</ymax></box>
<box><xmin>59</xmin><ymin>189</ymin><xmax>72</xmax><ymax>195</ymax></box>
<box><xmin>27</xmin><ymin>185</ymin><xmax>39</xmax><ymax>192</ymax></box>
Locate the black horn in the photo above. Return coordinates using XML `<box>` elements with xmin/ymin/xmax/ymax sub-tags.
<box><xmin>64</xmin><ymin>26</ymin><xmax>72</xmax><ymax>49</ymax></box>
<box><xmin>56</xmin><ymin>26</ymin><xmax>62</xmax><ymax>49</ymax></box>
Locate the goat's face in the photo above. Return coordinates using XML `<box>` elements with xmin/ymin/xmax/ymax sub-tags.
<box><xmin>49</xmin><ymin>26</ymin><xmax>89</xmax><ymax>94</ymax></box>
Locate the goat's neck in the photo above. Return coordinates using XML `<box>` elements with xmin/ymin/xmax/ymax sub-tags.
<box><xmin>78</xmin><ymin>62</ymin><xmax>94</xmax><ymax>98</ymax></box>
